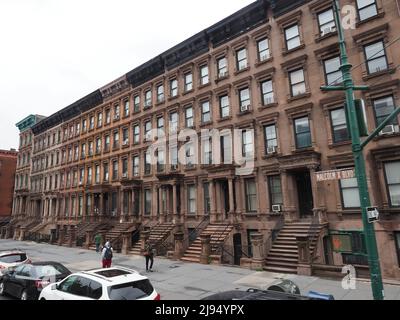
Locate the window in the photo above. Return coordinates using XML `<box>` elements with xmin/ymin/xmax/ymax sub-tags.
<box><xmin>144</xmin><ymin>90</ymin><xmax>151</xmax><ymax>108</ymax></box>
<box><xmin>187</xmin><ymin>185</ymin><xmax>196</xmax><ymax>214</ymax></box>
<box><xmin>203</xmin><ymin>183</ymin><xmax>210</xmax><ymax>214</ymax></box>
<box><xmin>87</xmin><ymin>167</ymin><xmax>92</xmax><ymax>185</ymax></box>
<box><xmin>236</xmin><ymin>48</ymin><xmax>247</xmax><ymax>71</ymax></box>
<box><xmin>185</xmin><ymin>107</ymin><xmax>194</xmax><ymax>128</ymax></box>
<box><xmin>89</xmin><ymin>116</ymin><xmax>95</xmax><ymax>130</ymax></box>
<box><xmin>384</xmin><ymin>162</ymin><xmax>400</xmax><ymax>207</ymax></box>
<box><xmin>219</xmin><ymin>95</ymin><xmax>230</xmax><ymax>118</ymax></box>
<box><xmin>170</xmin><ymin>79</ymin><xmax>178</xmax><ymax>97</ymax></box>
<box><xmin>245</xmin><ymin>179</ymin><xmax>257</xmax><ymax>212</ymax></box>
<box><xmin>185</xmin><ymin>143</ymin><xmax>195</xmax><ymax>167</ymax></box>
<box><xmin>103</xmin><ymin>163</ymin><xmax>109</xmax><ymax>182</ymax></box>
<box><xmin>200</xmin><ymin>65</ymin><xmax>209</xmax><ymax>85</ymax></box>
<box><xmin>294</xmin><ymin>116</ymin><xmax>312</xmax><ymax>148</ymax></box>
<box><xmin>289</xmin><ymin>69</ymin><xmax>306</xmax><ymax>96</ymax></box>
<box><xmin>123</xmin><ymin>100</ymin><xmax>130</xmax><ymax>117</ymax></box>
<box><xmin>113</xmin><ymin>131</ymin><xmax>119</xmax><ymax>148</ymax></box>
<box><xmin>264</xmin><ymin>124</ymin><xmax>278</xmax><ymax>151</ymax></box>
<box><xmin>122</xmin><ymin>158</ymin><xmax>128</xmax><ymax>178</ymax></box>
<box><xmin>144</xmin><ymin>121</ymin><xmax>152</xmax><ymax>141</ymax></box>
<box><xmin>341</xmin><ymin>231</ymin><xmax>368</xmax><ymax>265</ymax></box>
<box><xmin>170</xmin><ymin>145</ymin><xmax>178</xmax><ymax>170</ymax></box>
<box><xmin>257</xmin><ymin>38</ymin><xmax>270</xmax><ymax>62</ymax></box>
<box><xmin>340</xmin><ymin>174</ymin><xmax>360</xmax><ymax>208</ymax></box>
<box><xmin>221</xmin><ymin>135</ymin><xmax>232</xmax><ymax>164</ymax></box>
<box><xmin>88</xmin><ymin>141</ymin><xmax>93</xmax><ymax>156</ymax></box>
<box><xmin>144</xmin><ymin>189</ymin><xmax>152</xmax><ymax>215</ymax></box>
<box><xmin>201</xmin><ymin>101</ymin><xmax>211</xmax><ymax>123</ymax></box>
<box><xmin>324</xmin><ymin>56</ymin><xmax>342</xmax><ymax>85</ymax></box>
<box><xmin>202</xmin><ymin>137</ymin><xmax>212</xmax><ymax>165</ymax></box>
<box><xmin>285</xmin><ymin>24</ymin><xmax>301</xmax><ymax>50</ymax></box>
<box><xmin>184</xmin><ymin>73</ymin><xmax>193</xmax><ymax>92</ymax></box>
<box><xmin>112</xmin><ymin>160</ymin><xmax>118</xmax><ymax>180</ymax></box>
<box><xmin>373</xmin><ymin>96</ymin><xmax>397</xmax><ymax>126</ymax></box>
<box><xmin>122</xmin><ymin>128</ymin><xmax>129</xmax><ymax>145</ymax></box>
<box><xmin>96</xmin><ymin>138</ymin><xmax>101</xmax><ymax>154</ymax></box>
<box><xmin>97</xmin><ymin>112</ymin><xmax>103</xmax><ymax>127</ymax></box>
<box><xmin>268</xmin><ymin>176</ymin><xmax>283</xmax><ymax>208</ymax></box>
<box><xmin>82</xmin><ymin>119</ymin><xmax>87</xmax><ymax>132</ymax></box>
<box><xmin>105</xmin><ymin>109</ymin><xmax>111</xmax><ymax>124</ymax></box>
<box><xmin>357</xmin><ymin>0</ymin><xmax>378</xmax><ymax>21</ymax></box>
<box><xmin>318</xmin><ymin>8</ymin><xmax>336</xmax><ymax>36</ymax></box>
<box><xmin>157</xmin><ymin>149</ymin><xmax>165</xmax><ymax>173</ymax></box>
<box><xmin>364</xmin><ymin>41</ymin><xmax>388</xmax><ymax>74</ymax></box>
<box><xmin>330</xmin><ymin>108</ymin><xmax>350</xmax><ymax>143</ymax></box>
<box><xmin>157</xmin><ymin>117</ymin><xmax>164</xmax><ymax>137</ymax></box>
<box><xmin>133</xmin><ymin>124</ymin><xmax>140</xmax><ymax>144</ymax></box>
<box><xmin>133</xmin><ymin>156</ymin><xmax>139</xmax><ymax>177</ymax></box>
<box><xmin>114</xmin><ymin>104</ymin><xmax>120</xmax><ymax>120</ymax></box>
<box><xmin>261</xmin><ymin>80</ymin><xmax>274</xmax><ymax>105</ymax></box>
<box><xmin>169</xmin><ymin>112</ymin><xmax>178</xmax><ymax>133</ymax></box>
<box><xmin>78</xmin><ymin>196</ymin><xmax>83</xmax><ymax>217</ymax></box>
<box><xmin>111</xmin><ymin>192</ymin><xmax>117</xmax><ymax>216</ymax></box>
<box><xmin>242</xmin><ymin>130</ymin><xmax>254</xmax><ymax>158</ymax></box>
<box><xmin>145</xmin><ymin>151</ymin><xmax>151</xmax><ymax>175</ymax></box>
<box><xmin>75</xmin><ymin>123</ymin><xmax>80</xmax><ymax>135</ymax></box>
<box><xmin>239</xmin><ymin>88</ymin><xmax>250</xmax><ymax>111</ymax></box>
<box><xmin>104</xmin><ymin>135</ymin><xmax>110</xmax><ymax>151</ymax></box>
<box><xmin>395</xmin><ymin>232</ymin><xmax>400</xmax><ymax>267</ymax></box>
<box><xmin>157</xmin><ymin>84</ymin><xmax>164</xmax><ymax>103</ymax></box>
<box><xmin>95</xmin><ymin>165</ymin><xmax>100</xmax><ymax>184</ymax></box>
<box><xmin>134</xmin><ymin>95</ymin><xmax>140</xmax><ymax>112</ymax></box>
<box><xmin>217</xmin><ymin>57</ymin><xmax>228</xmax><ymax>78</ymax></box>
<box><xmin>81</xmin><ymin>144</ymin><xmax>86</xmax><ymax>158</ymax></box>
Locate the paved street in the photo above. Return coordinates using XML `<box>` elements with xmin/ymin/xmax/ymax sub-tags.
<box><xmin>1</xmin><ymin>239</ymin><xmax>400</xmax><ymax>300</ymax></box>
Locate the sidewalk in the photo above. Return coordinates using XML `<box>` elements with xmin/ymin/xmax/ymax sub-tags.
<box><xmin>1</xmin><ymin>239</ymin><xmax>399</xmax><ymax>300</ymax></box>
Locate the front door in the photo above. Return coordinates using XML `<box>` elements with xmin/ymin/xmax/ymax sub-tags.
<box><xmin>233</xmin><ymin>233</ymin><xmax>242</xmax><ymax>266</ymax></box>
<box><xmin>295</xmin><ymin>171</ymin><xmax>314</xmax><ymax>218</ymax></box>
<box><xmin>221</xmin><ymin>180</ymin><xmax>229</xmax><ymax>219</ymax></box>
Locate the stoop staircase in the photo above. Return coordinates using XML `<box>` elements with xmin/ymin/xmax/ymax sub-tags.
<box><xmin>181</xmin><ymin>224</ymin><xmax>234</xmax><ymax>263</ymax></box>
<box><xmin>129</xmin><ymin>222</ymin><xmax>175</xmax><ymax>255</ymax></box>
<box><xmin>264</xmin><ymin>222</ymin><xmax>326</xmax><ymax>274</ymax></box>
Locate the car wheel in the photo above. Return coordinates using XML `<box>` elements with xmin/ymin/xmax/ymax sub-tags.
<box><xmin>40</xmin><ymin>298</ymin><xmax>46</xmax><ymax>301</ymax></box>
<box><xmin>0</xmin><ymin>282</ymin><xmax>5</xmax><ymax>296</ymax></box>
<box><xmin>20</xmin><ymin>290</ymin><xmax>29</xmax><ymax>301</ymax></box>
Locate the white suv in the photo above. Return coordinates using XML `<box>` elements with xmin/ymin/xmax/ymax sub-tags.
<box><xmin>0</xmin><ymin>250</ymin><xmax>30</xmax><ymax>276</ymax></box>
<box><xmin>39</xmin><ymin>266</ymin><xmax>160</xmax><ymax>300</ymax></box>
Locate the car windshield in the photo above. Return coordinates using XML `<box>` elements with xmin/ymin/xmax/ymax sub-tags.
<box><xmin>0</xmin><ymin>254</ymin><xmax>27</xmax><ymax>263</ymax></box>
<box><xmin>108</xmin><ymin>279</ymin><xmax>154</xmax><ymax>300</ymax></box>
<box><xmin>33</xmin><ymin>264</ymin><xmax>71</xmax><ymax>279</ymax></box>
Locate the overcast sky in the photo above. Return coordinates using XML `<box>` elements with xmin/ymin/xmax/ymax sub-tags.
<box><xmin>0</xmin><ymin>0</ymin><xmax>255</xmax><ymax>150</ymax></box>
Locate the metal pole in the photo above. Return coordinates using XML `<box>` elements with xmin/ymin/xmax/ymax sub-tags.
<box><xmin>330</xmin><ymin>0</ymin><xmax>384</xmax><ymax>300</ymax></box>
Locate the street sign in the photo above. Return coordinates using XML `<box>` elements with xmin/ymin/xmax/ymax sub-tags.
<box><xmin>315</xmin><ymin>168</ymin><xmax>355</xmax><ymax>182</ymax></box>
<box><xmin>367</xmin><ymin>207</ymin><xmax>379</xmax><ymax>223</ymax></box>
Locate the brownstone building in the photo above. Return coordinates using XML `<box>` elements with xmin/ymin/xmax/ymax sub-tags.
<box><xmin>0</xmin><ymin>149</ymin><xmax>17</xmax><ymax>221</ymax></box>
<box><xmin>4</xmin><ymin>0</ymin><xmax>400</xmax><ymax>279</ymax></box>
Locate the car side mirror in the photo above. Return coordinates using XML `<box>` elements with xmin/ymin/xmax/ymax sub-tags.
<box><xmin>51</xmin><ymin>284</ymin><xmax>57</xmax><ymax>291</ymax></box>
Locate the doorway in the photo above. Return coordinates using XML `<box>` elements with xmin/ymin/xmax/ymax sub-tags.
<box><xmin>294</xmin><ymin>170</ymin><xmax>314</xmax><ymax>218</ymax></box>
<box><xmin>233</xmin><ymin>233</ymin><xmax>242</xmax><ymax>266</ymax></box>
<box><xmin>221</xmin><ymin>180</ymin><xmax>229</xmax><ymax>219</ymax></box>
<box><xmin>323</xmin><ymin>236</ymin><xmax>334</xmax><ymax>265</ymax></box>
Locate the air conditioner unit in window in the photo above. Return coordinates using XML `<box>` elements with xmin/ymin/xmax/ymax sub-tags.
<box><xmin>219</xmin><ymin>71</ymin><xmax>228</xmax><ymax>78</ymax></box>
<box><xmin>272</xmin><ymin>204</ymin><xmax>282</xmax><ymax>213</ymax></box>
<box><xmin>321</xmin><ymin>26</ymin><xmax>336</xmax><ymax>36</ymax></box>
<box><xmin>113</xmin><ymin>114</ymin><xmax>120</xmax><ymax>120</ymax></box>
<box><xmin>122</xmin><ymin>173</ymin><xmax>128</xmax><ymax>178</ymax></box>
<box><xmin>264</xmin><ymin>96</ymin><xmax>274</xmax><ymax>105</ymax></box>
<box><xmin>260</xmin><ymin>52</ymin><xmax>270</xmax><ymax>62</ymax></box>
<box><xmin>123</xmin><ymin>140</ymin><xmax>129</xmax><ymax>146</ymax></box>
<box><xmin>240</xmin><ymin>104</ymin><xmax>250</xmax><ymax>112</ymax></box>
<box><xmin>379</xmin><ymin>124</ymin><xmax>399</xmax><ymax>136</ymax></box>
<box><xmin>267</xmin><ymin>146</ymin><xmax>277</xmax><ymax>154</ymax></box>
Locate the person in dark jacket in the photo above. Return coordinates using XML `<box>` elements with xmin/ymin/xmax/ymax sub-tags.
<box><xmin>101</xmin><ymin>241</ymin><xmax>113</xmax><ymax>268</ymax></box>
<box><xmin>144</xmin><ymin>240</ymin><xmax>154</xmax><ymax>272</ymax></box>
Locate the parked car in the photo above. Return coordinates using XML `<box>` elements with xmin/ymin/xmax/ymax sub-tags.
<box><xmin>39</xmin><ymin>266</ymin><xmax>160</xmax><ymax>300</ymax></box>
<box><xmin>0</xmin><ymin>250</ymin><xmax>30</xmax><ymax>277</ymax></box>
<box><xmin>0</xmin><ymin>261</ymin><xmax>72</xmax><ymax>300</ymax></box>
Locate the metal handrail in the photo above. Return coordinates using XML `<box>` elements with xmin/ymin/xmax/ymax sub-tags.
<box><xmin>211</xmin><ymin>224</ymin><xmax>233</xmax><ymax>255</ymax></box>
<box><xmin>182</xmin><ymin>215</ymin><xmax>210</xmax><ymax>247</ymax></box>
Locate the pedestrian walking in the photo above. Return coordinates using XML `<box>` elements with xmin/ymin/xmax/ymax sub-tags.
<box><xmin>94</xmin><ymin>233</ymin><xmax>102</xmax><ymax>253</ymax></box>
<box><xmin>101</xmin><ymin>241</ymin><xmax>113</xmax><ymax>268</ymax></box>
<box><xmin>144</xmin><ymin>240</ymin><xmax>154</xmax><ymax>272</ymax></box>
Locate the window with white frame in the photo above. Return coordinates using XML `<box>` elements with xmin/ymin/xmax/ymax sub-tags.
<box><xmin>285</xmin><ymin>24</ymin><xmax>301</xmax><ymax>50</ymax></box>
<box><xmin>187</xmin><ymin>185</ymin><xmax>196</xmax><ymax>214</ymax></box>
<box><xmin>257</xmin><ymin>38</ymin><xmax>270</xmax><ymax>62</ymax></box>
<box><xmin>170</xmin><ymin>79</ymin><xmax>178</xmax><ymax>97</ymax></box>
<box><xmin>318</xmin><ymin>8</ymin><xmax>336</xmax><ymax>36</ymax></box>
<box><xmin>145</xmin><ymin>90</ymin><xmax>152</xmax><ymax>107</ymax></box>
<box><xmin>123</xmin><ymin>100</ymin><xmax>130</xmax><ymax>117</ymax></box>
<box><xmin>219</xmin><ymin>95</ymin><xmax>230</xmax><ymax>118</ymax></box>
<box><xmin>384</xmin><ymin>161</ymin><xmax>400</xmax><ymax>207</ymax></box>
<box><xmin>264</xmin><ymin>124</ymin><xmax>278</xmax><ymax>152</ymax></box>
<box><xmin>268</xmin><ymin>175</ymin><xmax>283</xmax><ymax>208</ymax></box>
<box><xmin>105</xmin><ymin>109</ymin><xmax>111</xmax><ymax>124</ymax></box>
<box><xmin>239</xmin><ymin>88</ymin><xmax>250</xmax><ymax>111</ymax></box>
<box><xmin>217</xmin><ymin>57</ymin><xmax>228</xmax><ymax>78</ymax></box>
<box><xmin>261</xmin><ymin>80</ymin><xmax>274</xmax><ymax>105</ymax></box>
<box><xmin>245</xmin><ymin>178</ymin><xmax>257</xmax><ymax>212</ymax></box>
<box><xmin>112</xmin><ymin>160</ymin><xmax>118</xmax><ymax>180</ymax></box>
<box><xmin>294</xmin><ymin>116</ymin><xmax>312</xmax><ymax>148</ymax></box>
<box><xmin>200</xmin><ymin>65</ymin><xmax>209</xmax><ymax>85</ymax></box>
<box><xmin>169</xmin><ymin>112</ymin><xmax>179</xmax><ymax>133</ymax></box>
<box><xmin>157</xmin><ymin>84</ymin><xmax>164</xmax><ymax>103</ymax></box>
<box><xmin>133</xmin><ymin>124</ymin><xmax>140</xmax><ymax>144</ymax></box>
<box><xmin>185</xmin><ymin>107</ymin><xmax>194</xmax><ymax>128</ymax></box>
<box><xmin>134</xmin><ymin>95</ymin><xmax>140</xmax><ymax>112</ymax></box>
<box><xmin>357</xmin><ymin>0</ymin><xmax>378</xmax><ymax>21</ymax></box>
<box><xmin>184</xmin><ymin>73</ymin><xmax>193</xmax><ymax>92</ymax></box>
<box><xmin>144</xmin><ymin>121</ymin><xmax>152</xmax><ymax>141</ymax></box>
<box><xmin>133</xmin><ymin>155</ymin><xmax>139</xmax><ymax>177</ymax></box>
<box><xmin>95</xmin><ymin>165</ymin><xmax>100</xmax><ymax>184</ymax></box>
<box><xmin>236</xmin><ymin>48</ymin><xmax>248</xmax><ymax>71</ymax></box>
<box><xmin>242</xmin><ymin>130</ymin><xmax>254</xmax><ymax>158</ymax></box>
<box><xmin>103</xmin><ymin>163</ymin><xmax>109</xmax><ymax>182</ymax></box>
<box><xmin>97</xmin><ymin>112</ymin><xmax>103</xmax><ymax>127</ymax></box>
<box><xmin>373</xmin><ymin>95</ymin><xmax>397</xmax><ymax>126</ymax></box>
<box><xmin>289</xmin><ymin>69</ymin><xmax>306</xmax><ymax>96</ymax></box>
<box><xmin>340</xmin><ymin>175</ymin><xmax>360</xmax><ymax>208</ymax></box>
<box><xmin>170</xmin><ymin>145</ymin><xmax>178</xmax><ymax>170</ymax></box>
<box><xmin>201</xmin><ymin>101</ymin><xmax>211</xmax><ymax>123</ymax></box>
<box><xmin>364</xmin><ymin>40</ymin><xmax>388</xmax><ymax>74</ymax></box>
<box><xmin>324</xmin><ymin>56</ymin><xmax>342</xmax><ymax>85</ymax></box>
<box><xmin>330</xmin><ymin>108</ymin><xmax>350</xmax><ymax>143</ymax></box>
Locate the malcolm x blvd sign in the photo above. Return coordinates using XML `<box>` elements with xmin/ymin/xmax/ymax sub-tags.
<box><xmin>315</xmin><ymin>168</ymin><xmax>355</xmax><ymax>182</ymax></box>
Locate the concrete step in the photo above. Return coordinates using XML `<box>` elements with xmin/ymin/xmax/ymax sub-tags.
<box><xmin>269</xmin><ymin>248</ymin><xmax>298</xmax><ymax>254</ymax></box>
<box><xmin>181</xmin><ymin>257</ymin><xmax>200</xmax><ymax>262</ymax></box>
<box><xmin>265</xmin><ymin>260</ymin><xmax>298</xmax><ymax>268</ymax></box>
<box><xmin>266</xmin><ymin>256</ymin><xmax>298</xmax><ymax>263</ymax></box>
<box><xmin>263</xmin><ymin>265</ymin><xmax>297</xmax><ymax>273</ymax></box>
